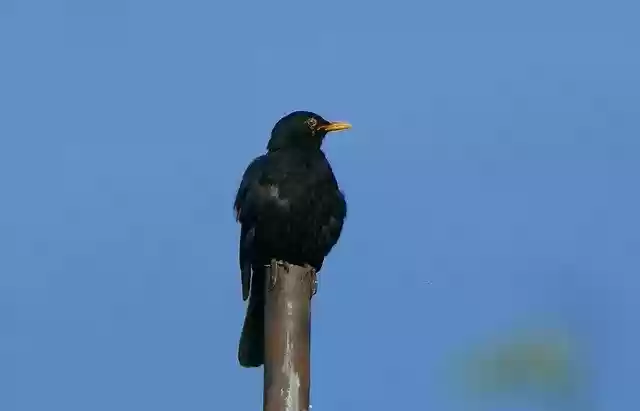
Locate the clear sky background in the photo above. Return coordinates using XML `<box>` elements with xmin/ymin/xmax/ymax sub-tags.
<box><xmin>1</xmin><ymin>0</ymin><xmax>639</xmax><ymax>410</ymax></box>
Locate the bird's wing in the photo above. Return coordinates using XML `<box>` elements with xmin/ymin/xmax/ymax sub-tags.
<box><xmin>238</xmin><ymin>224</ymin><xmax>255</xmax><ymax>301</ymax></box>
<box><xmin>234</xmin><ymin>155</ymin><xmax>268</xmax><ymax>301</ymax></box>
<box><xmin>318</xmin><ymin>187</ymin><xmax>347</xmax><ymax>258</ymax></box>
<box><xmin>234</xmin><ymin>155</ymin><xmax>268</xmax><ymax>221</ymax></box>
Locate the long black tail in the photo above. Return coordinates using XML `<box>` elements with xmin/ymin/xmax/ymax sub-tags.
<box><xmin>238</xmin><ymin>265</ymin><xmax>265</xmax><ymax>367</ymax></box>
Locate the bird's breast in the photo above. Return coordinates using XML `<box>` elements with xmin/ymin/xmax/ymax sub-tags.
<box><xmin>263</xmin><ymin>183</ymin><xmax>291</xmax><ymax>208</ymax></box>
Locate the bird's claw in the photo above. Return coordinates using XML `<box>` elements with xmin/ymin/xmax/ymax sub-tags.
<box><xmin>267</xmin><ymin>260</ymin><xmax>279</xmax><ymax>291</ymax></box>
<box><xmin>305</xmin><ymin>264</ymin><xmax>318</xmax><ymax>298</ymax></box>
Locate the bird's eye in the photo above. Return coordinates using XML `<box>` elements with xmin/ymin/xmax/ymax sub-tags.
<box><xmin>305</xmin><ymin>117</ymin><xmax>318</xmax><ymax>131</ymax></box>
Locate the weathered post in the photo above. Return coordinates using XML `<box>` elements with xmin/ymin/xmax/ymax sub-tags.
<box><xmin>263</xmin><ymin>259</ymin><xmax>317</xmax><ymax>411</ymax></box>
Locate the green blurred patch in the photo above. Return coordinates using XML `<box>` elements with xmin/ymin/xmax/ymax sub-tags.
<box><xmin>456</xmin><ymin>328</ymin><xmax>586</xmax><ymax>400</ymax></box>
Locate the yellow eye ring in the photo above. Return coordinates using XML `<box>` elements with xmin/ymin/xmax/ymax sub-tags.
<box><xmin>305</xmin><ymin>118</ymin><xmax>318</xmax><ymax>130</ymax></box>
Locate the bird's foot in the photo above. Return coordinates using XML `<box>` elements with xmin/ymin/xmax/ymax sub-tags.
<box><xmin>266</xmin><ymin>260</ymin><xmax>281</xmax><ymax>291</ymax></box>
<box><xmin>304</xmin><ymin>264</ymin><xmax>318</xmax><ymax>297</ymax></box>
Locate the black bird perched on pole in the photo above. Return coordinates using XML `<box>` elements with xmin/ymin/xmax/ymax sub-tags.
<box><xmin>233</xmin><ymin>110</ymin><xmax>351</xmax><ymax>368</ymax></box>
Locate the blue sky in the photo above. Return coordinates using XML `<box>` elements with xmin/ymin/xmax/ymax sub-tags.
<box><xmin>1</xmin><ymin>0</ymin><xmax>639</xmax><ymax>410</ymax></box>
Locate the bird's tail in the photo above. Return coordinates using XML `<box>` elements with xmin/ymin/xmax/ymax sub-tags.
<box><xmin>238</xmin><ymin>265</ymin><xmax>265</xmax><ymax>368</ymax></box>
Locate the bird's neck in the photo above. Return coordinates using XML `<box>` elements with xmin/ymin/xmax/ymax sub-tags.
<box><xmin>267</xmin><ymin>147</ymin><xmax>325</xmax><ymax>157</ymax></box>
<box><xmin>266</xmin><ymin>134</ymin><xmax>322</xmax><ymax>152</ymax></box>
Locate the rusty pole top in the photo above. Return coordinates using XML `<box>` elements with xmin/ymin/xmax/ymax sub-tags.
<box><xmin>263</xmin><ymin>260</ymin><xmax>317</xmax><ymax>411</ymax></box>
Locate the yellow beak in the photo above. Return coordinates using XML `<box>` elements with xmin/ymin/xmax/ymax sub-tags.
<box><xmin>318</xmin><ymin>121</ymin><xmax>352</xmax><ymax>133</ymax></box>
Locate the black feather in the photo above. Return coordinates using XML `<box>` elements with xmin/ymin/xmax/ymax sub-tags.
<box><xmin>233</xmin><ymin>110</ymin><xmax>349</xmax><ymax>368</ymax></box>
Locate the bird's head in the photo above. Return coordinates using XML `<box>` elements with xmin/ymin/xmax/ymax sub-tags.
<box><xmin>266</xmin><ymin>110</ymin><xmax>352</xmax><ymax>151</ymax></box>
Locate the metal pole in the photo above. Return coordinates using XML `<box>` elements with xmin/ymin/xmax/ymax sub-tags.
<box><xmin>263</xmin><ymin>260</ymin><xmax>317</xmax><ymax>411</ymax></box>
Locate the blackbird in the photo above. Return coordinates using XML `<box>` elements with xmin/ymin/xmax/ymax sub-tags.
<box><xmin>233</xmin><ymin>110</ymin><xmax>351</xmax><ymax>367</ymax></box>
